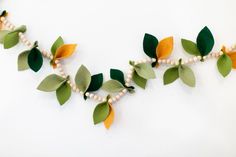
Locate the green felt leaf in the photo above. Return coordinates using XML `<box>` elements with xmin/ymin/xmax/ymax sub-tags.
<box><xmin>217</xmin><ymin>54</ymin><xmax>232</xmax><ymax>77</ymax></box>
<box><xmin>134</xmin><ymin>63</ymin><xmax>156</xmax><ymax>79</ymax></box>
<box><xmin>56</xmin><ymin>82</ymin><xmax>71</xmax><ymax>105</ymax></box>
<box><xmin>197</xmin><ymin>26</ymin><xmax>214</xmax><ymax>56</ymax></box>
<box><xmin>3</xmin><ymin>31</ymin><xmax>19</xmax><ymax>49</ymax></box>
<box><xmin>37</xmin><ymin>74</ymin><xmax>66</xmax><ymax>92</ymax></box>
<box><xmin>93</xmin><ymin>101</ymin><xmax>110</xmax><ymax>124</ymax></box>
<box><xmin>181</xmin><ymin>39</ymin><xmax>201</xmax><ymax>56</ymax></box>
<box><xmin>143</xmin><ymin>33</ymin><xmax>158</xmax><ymax>58</ymax></box>
<box><xmin>163</xmin><ymin>67</ymin><xmax>179</xmax><ymax>85</ymax></box>
<box><xmin>13</xmin><ymin>25</ymin><xmax>27</xmax><ymax>33</ymax></box>
<box><xmin>75</xmin><ymin>65</ymin><xmax>91</xmax><ymax>92</ymax></box>
<box><xmin>110</xmin><ymin>69</ymin><xmax>125</xmax><ymax>85</ymax></box>
<box><xmin>18</xmin><ymin>51</ymin><xmax>30</xmax><ymax>71</ymax></box>
<box><xmin>87</xmin><ymin>73</ymin><xmax>103</xmax><ymax>92</ymax></box>
<box><xmin>102</xmin><ymin>80</ymin><xmax>125</xmax><ymax>93</ymax></box>
<box><xmin>178</xmin><ymin>65</ymin><xmax>196</xmax><ymax>87</ymax></box>
<box><xmin>0</xmin><ymin>30</ymin><xmax>10</xmax><ymax>43</ymax></box>
<box><xmin>28</xmin><ymin>47</ymin><xmax>43</xmax><ymax>72</ymax></box>
<box><xmin>132</xmin><ymin>71</ymin><xmax>147</xmax><ymax>89</ymax></box>
<box><xmin>0</xmin><ymin>10</ymin><xmax>7</xmax><ymax>17</ymax></box>
<box><xmin>51</xmin><ymin>36</ymin><xmax>64</xmax><ymax>56</ymax></box>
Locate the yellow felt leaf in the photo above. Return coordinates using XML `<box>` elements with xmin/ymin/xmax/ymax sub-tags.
<box><xmin>54</xmin><ymin>44</ymin><xmax>77</xmax><ymax>60</ymax></box>
<box><xmin>227</xmin><ymin>52</ymin><xmax>236</xmax><ymax>69</ymax></box>
<box><xmin>156</xmin><ymin>36</ymin><xmax>173</xmax><ymax>59</ymax></box>
<box><xmin>104</xmin><ymin>104</ymin><xmax>114</xmax><ymax>129</ymax></box>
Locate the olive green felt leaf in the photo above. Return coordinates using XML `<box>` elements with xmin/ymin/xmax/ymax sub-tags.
<box><xmin>163</xmin><ymin>66</ymin><xmax>179</xmax><ymax>85</ymax></box>
<box><xmin>51</xmin><ymin>36</ymin><xmax>64</xmax><ymax>56</ymax></box>
<box><xmin>37</xmin><ymin>74</ymin><xmax>66</xmax><ymax>92</ymax></box>
<box><xmin>13</xmin><ymin>25</ymin><xmax>27</xmax><ymax>33</ymax></box>
<box><xmin>18</xmin><ymin>51</ymin><xmax>30</xmax><ymax>71</ymax></box>
<box><xmin>3</xmin><ymin>31</ymin><xmax>19</xmax><ymax>49</ymax></box>
<box><xmin>87</xmin><ymin>73</ymin><xmax>103</xmax><ymax>92</ymax></box>
<box><xmin>217</xmin><ymin>54</ymin><xmax>232</xmax><ymax>77</ymax></box>
<box><xmin>178</xmin><ymin>65</ymin><xmax>196</xmax><ymax>87</ymax></box>
<box><xmin>102</xmin><ymin>80</ymin><xmax>125</xmax><ymax>93</ymax></box>
<box><xmin>134</xmin><ymin>63</ymin><xmax>156</xmax><ymax>79</ymax></box>
<box><xmin>197</xmin><ymin>26</ymin><xmax>214</xmax><ymax>56</ymax></box>
<box><xmin>110</xmin><ymin>69</ymin><xmax>125</xmax><ymax>85</ymax></box>
<box><xmin>93</xmin><ymin>101</ymin><xmax>110</xmax><ymax>124</ymax></box>
<box><xmin>143</xmin><ymin>33</ymin><xmax>158</xmax><ymax>58</ymax></box>
<box><xmin>0</xmin><ymin>30</ymin><xmax>10</xmax><ymax>43</ymax></box>
<box><xmin>56</xmin><ymin>82</ymin><xmax>71</xmax><ymax>105</ymax></box>
<box><xmin>181</xmin><ymin>39</ymin><xmax>201</xmax><ymax>56</ymax></box>
<box><xmin>132</xmin><ymin>71</ymin><xmax>147</xmax><ymax>89</ymax></box>
<box><xmin>28</xmin><ymin>47</ymin><xmax>43</xmax><ymax>72</ymax></box>
<box><xmin>75</xmin><ymin>65</ymin><xmax>91</xmax><ymax>92</ymax></box>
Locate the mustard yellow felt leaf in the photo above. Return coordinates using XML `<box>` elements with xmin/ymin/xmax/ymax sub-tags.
<box><xmin>54</xmin><ymin>44</ymin><xmax>77</xmax><ymax>60</ymax></box>
<box><xmin>156</xmin><ymin>36</ymin><xmax>174</xmax><ymax>59</ymax></box>
<box><xmin>104</xmin><ymin>104</ymin><xmax>114</xmax><ymax>129</ymax></box>
<box><xmin>227</xmin><ymin>52</ymin><xmax>236</xmax><ymax>69</ymax></box>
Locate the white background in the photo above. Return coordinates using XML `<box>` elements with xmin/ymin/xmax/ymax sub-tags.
<box><xmin>0</xmin><ymin>0</ymin><xmax>236</xmax><ymax>156</ymax></box>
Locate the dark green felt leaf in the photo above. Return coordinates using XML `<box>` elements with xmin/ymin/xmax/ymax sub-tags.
<box><xmin>28</xmin><ymin>47</ymin><xmax>43</xmax><ymax>72</ymax></box>
<box><xmin>110</xmin><ymin>69</ymin><xmax>125</xmax><ymax>85</ymax></box>
<box><xmin>217</xmin><ymin>54</ymin><xmax>232</xmax><ymax>77</ymax></box>
<box><xmin>18</xmin><ymin>51</ymin><xmax>30</xmax><ymax>71</ymax></box>
<box><xmin>51</xmin><ymin>36</ymin><xmax>64</xmax><ymax>56</ymax></box>
<box><xmin>56</xmin><ymin>82</ymin><xmax>71</xmax><ymax>105</ymax></box>
<box><xmin>87</xmin><ymin>73</ymin><xmax>103</xmax><ymax>92</ymax></box>
<box><xmin>93</xmin><ymin>101</ymin><xmax>110</xmax><ymax>124</ymax></box>
<box><xmin>163</xmin><ymin>67</ymin><xmax>179</xmax><ymax>85</ymax></box>
<box><xmin>181</xmin><ymin>39</ymin><xmax>201</xmax><ymax>56</ymax></box>
<box><xmin>143</xmin><ymin>33</ymin><xmax>158</xmax><ymax>58</ymax></box>
<box><xmin>132</xmin><ymin>71</ymin><xmax>147</xmax><ymax>89</ymax></box>
<box><xmin>197</xmin><ymin>26</ymin><xmax>214</xmax><ymax>56</ymax></box>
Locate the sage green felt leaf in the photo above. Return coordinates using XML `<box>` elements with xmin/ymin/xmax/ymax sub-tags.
<box><xmin>28</xmin><ymin>48</ymin><xmax>43</xmax><ymax>72</ymax></box>
<box><xmin>143</xmin><ymin>33</ymin><xmax>158</xmax><ymax>58</ymax></box>
<box><xmin>3</xmin><ymin>31</ymin><xmax>19</xmax><ymax>49</ymax></box>
<box><xmin>93</xmin><ymin>101</ymin><xmax>110</xmax><ymax>124</ymax></box>
<box><xmin>37</xmin><ymin>74</ymin><xmax>66</xmax><ymax>92</ymax></box>
<box><xmin>87</xmin><ymin>73</ymin><xmax>103</xmax><ymax>92</ymax></box>
<box><xmin>110</xmin><ymin>69</ymin><xmax>125</xmax><ymax>85</ymax></box>
<box><xmin>134</xmin><ymin>63</ymin><xmax>156</xmax><ymax>79</ymax></box>
<box><xmin>178</xmin><ymin>65</ymin><xmax>196</xmax><ymax>87</ymax></box>
<box><xmin>197</xmin><ymin>26</ymin><xmax>214</xmax><ymax>56</ymax></box>
<box><xmin>132</xmin><ymin>71</ymin><xmax>147</xmax><ymax>89</ymax></box>
<box><xmin>217</xmin><ymin>54</ymin><xmax>232</xmax><ymax>77</ymax></box>
<box><xmin>13</xmin><ymin>25</ymin><xmax>27</xmax><ymax>33</ymax></box>
<box><xmin>56</xmin><ymin>82</ymin><xmax>71</xmax><ymax>105</ymax></box>
<box><xmin>102</xmin><ymin>80</ymin><xmax>125</xmax><ymax>93</ymax></box>
<box><xmin>18</xmin><ymin>51</ymin><xmax>30</xmax><ymax>71</ymax></box>
<box><xmin>51</xmin><ymin>36</ymin><xmax>64</xmax><ymax>56</ymax></box>
<box><xmin>163</xmin><ymin>67</ymin><xmax>179</xmax><ymax>85</ymax></box>
<box><xmin>0</xmin><ymin>30</ymin><xmax>10</xmax><ymax>43</ymax></box>
<box><xmin>75</xmin><ymin>65</ymin><xmax>91</xmax><ymax>92</ymax></box>
<box><xmin>181</xmin><ymin>39</ymin><xmax>201</xmax><ymax>56</ymax></box>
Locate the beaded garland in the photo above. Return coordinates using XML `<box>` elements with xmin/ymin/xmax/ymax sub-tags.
<box><xmin>1</xmin><ymin>10</ymin><xmax>236</xmax><ymax>129</ymax></box>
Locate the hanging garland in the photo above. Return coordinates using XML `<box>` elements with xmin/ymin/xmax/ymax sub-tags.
<box><xmin>0</xmin><ymin>10</ymin><xmax>236</xmax><ymax>129</ymax></box>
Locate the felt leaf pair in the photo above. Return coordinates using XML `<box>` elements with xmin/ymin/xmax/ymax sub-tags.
<box><xmin>181</xmin><ymin>26</ymin><xmax>215</xmax><ymax>59</ymax></box>
<box><xmin>130</xmin><ymin>61</ymin><xmax>156</xmax><ymax>89</ymax></box>
<box><xmin>37</xmin><ymin>74</ymin><xmax>71</xmax><ymax>105</ymax></box>
<box><xmin>0</xmin><ymin>25</ymin><xmax>26</xmax><ymax>49</ymax></box>
<box><xmin>102</xmin><ymin>69</ymin><xmax>135</xmax><ymax>93</ymax></box>
<box><xmin>143</xmin><ymin>34</ymin><xmax>174</xmax><ymax>66</ymax></box>
<box><xmin>18</xmin><ymin>42</ymin><xmax>43</xmax><ymax>72</ymax></box>
<box><xmin>75</xmin><ymin>65</ymin><xmax>103</xmax><ymax>99</ymax></box>
<box><xmin>50</xmin><ymin>36</ymin><xmax>77</xmax><ymax>68</ymax></box>
<box><xmin>217</xmin><ymin>46</ymin><xmax>236</xmax><ymax>77</ymax></box>
<box><xmin>93</xmin><ymin>96</ymin><xmax>114</xmax><ymax>129</ymax></box>
<box><xmin>164</xmin><ymin>60</ymin><xmax>196</xmax><ymax>87</ymax></box>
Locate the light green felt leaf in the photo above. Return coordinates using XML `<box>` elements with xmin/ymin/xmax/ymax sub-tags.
<box><xmin>75</xmin><ymin>65</ymin><xmax>91</xmax><ymax>92</ymax></box>
<box><xmin>0</xmin><ymin>30</ymin><xmax>10</xmax><ymax>43</ymax></box>
<box><xmin>51</xmin><ymin>36</ymin><xmax>64</xmax><ymax>56</ymax></box>
<box><xmin>56</xmin><ymin>82</ymin><xmax>71</xmax><ymax>105</ymax></box>
<box><xmin>102</xmin><ymin>80</ymin><xmax>125</xmax><ymax>93</ymax></box>
<box><xmin>18</xmin><ymin>51</ymin><xmax>30</xmax><ymax>71</ymax></box>
<box><xmin>132</xmin><ymin>71</ymin><xmax>147</xmax><ymax>89</ymax></box>
<box><xmin>178</xmin><ymin>65</ymin><xmax>196</xmax><ymax>87</ymax></box>
<box><xmin>181</xmin><ymin>39</ymin><xmax>201</xmax><ymax>56</ymax></box>
<box><xmin>3</xmin><ymin>31</ymin><xmax>19</xmax><ymax>49</ymax></box>
<box><xmin>13</xmin><ymin>25</ymin><xmax>27</xmax><ymax>33</ymax></box>
<box><xmin>217</xmin><ymin>54</ymin><xmax>232</xmax><ymax>77</ymax></box>
<box><xmin>93</xmin><ymin>101</ymin><xmax>110</xmax><ymax>124</ymax></box>
<box><xmin>163</xmin><ymin>67</ymin><xmax>179</xmax><ymax>85</ymax></box>
<box><xmin>37</xmin><ymin>74</ymin><xmax>66</xmax><ymax>92</ymax></box>
<box><xmin>134</xmin><ymin>63</ymin><xmax>156</xmax><ymax>79</ymax></box>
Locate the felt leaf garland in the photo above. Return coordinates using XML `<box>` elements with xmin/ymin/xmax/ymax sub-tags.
<box><xmin>134</xmin><ymin>63</ymin><xmax>156</xmax><ymax>79</ymax></box>
<box><xmin>217</xmin><ymin>53</ymin><xmax>232</xmax><ymax>77</ymax></box>
<box><xmin>56</xmin><ymin>82</ymin><xmax>72</xmax><ymax>105</ymax></box>
<box><xmin>143</xmin><ymin>33</ymin><xmax>158</xmax><ymax>58</ymax></box>
<box><xmin>93</xmin><ymin>100</ymin><xmax>110</xmax><ymax>125</ymax></box>
<box><xmin>18</xmin><ymin>50</ymin><xmax>30</xmax><ymax>71</ymax></box>
<box><xmin>75</xmin><ymin>65</ymin><xmax>91</xmax><ymax>92</ymax></box>
<box><xmin>104</xmin><ymin>104</ymin><xmax>114</xmax><ymax>129</ymax></box>
<box><xmin>178</xmin><ymin>65</ymin><xmax>196</xmax><ymax>87</ymax></box>
<box><xmin>132</xmin><ymin>71</ymin><xmax>147</xmax><ymax>89</ymax></box>
<box><xmin>102</xmin><ymin>80</ymin><xmax>125</xmax><ymax>93</ymax></box>
<box><xmin>163</xmin><ymin>66</ymin><xmax>179</xmax><ymax>85</ymax></box>
<box><xmin>157</xmin><ymin>36</ymin><xmax>174</xmax><ymax>59</ymax></box>
<box><xmin>181</xmin><ymin>39</ymin><xmax>201</xmax><ymax>56</ymax></box>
